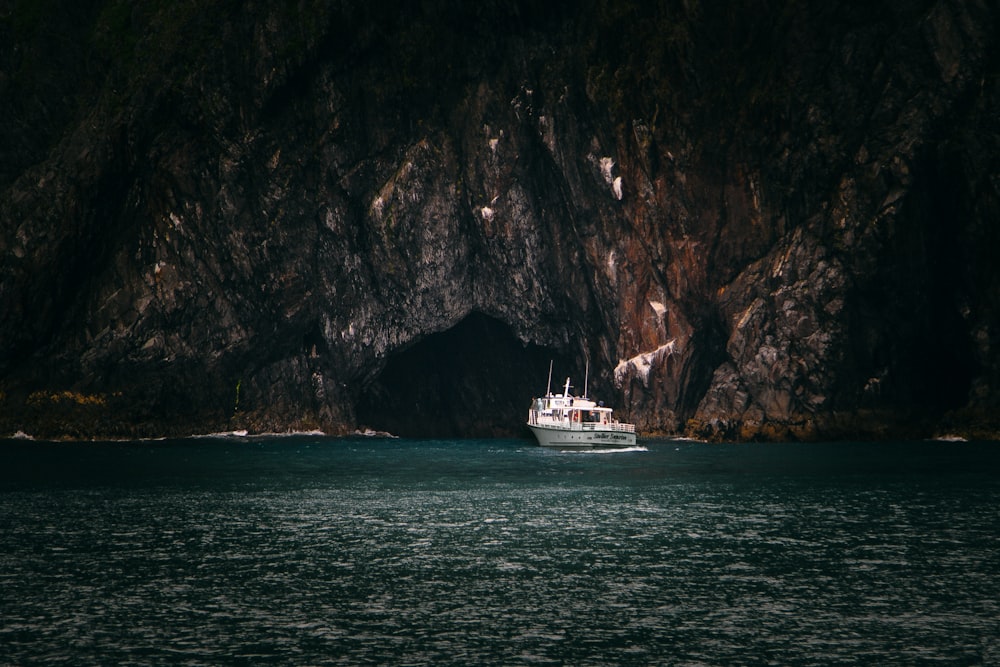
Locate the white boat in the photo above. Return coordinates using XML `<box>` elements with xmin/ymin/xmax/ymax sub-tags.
<box><xmin>526</xmin><ymin>364</ymin><xmax>636</xmax><ymax>448</ymax></box>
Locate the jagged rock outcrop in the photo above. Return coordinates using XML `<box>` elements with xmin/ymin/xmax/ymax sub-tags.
<box><xmin>1</xmin><ymin>0</ymin><xmax>997</xmax><ymax>439</ymax></box>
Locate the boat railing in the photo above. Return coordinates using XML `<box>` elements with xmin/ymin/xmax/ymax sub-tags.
<box><xmin>580</xmin><ymin>422</ymin><xmax>635</xmax><ymax>433</ymax></box>
<box><xmin>529</xmin><ymin>410</ymin><xmax>635</xmax><ymax>433</ymax></box>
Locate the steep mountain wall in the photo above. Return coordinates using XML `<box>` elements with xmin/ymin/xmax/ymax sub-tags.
<box><xmin>1</xmin><ymin>0</ymin><xmax>997</xmax><ymax>439</ymax></box>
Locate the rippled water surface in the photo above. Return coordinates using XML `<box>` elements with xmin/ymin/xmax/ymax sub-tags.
<box><xmin>2</xmin><ymin>437</ymin><xmax>999</xmax><ymax>665</ymax></box>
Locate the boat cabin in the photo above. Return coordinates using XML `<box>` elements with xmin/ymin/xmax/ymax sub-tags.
<box><xmin>531</xmin><ymin>395</ymin><xmax>613</xmax><ymax>426</ymax></box>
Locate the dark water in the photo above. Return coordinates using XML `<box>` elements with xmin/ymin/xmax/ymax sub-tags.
<box><xmin>2</xmin><ymin>437</ymin><xmax>999</xmax><ymax>665</ymax></box>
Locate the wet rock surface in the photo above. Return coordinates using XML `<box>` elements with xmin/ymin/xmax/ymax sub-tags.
<box><xmin>1</xmin><ymin>0</ymin><xmax>998</xmax><ymax>440</ymax></box>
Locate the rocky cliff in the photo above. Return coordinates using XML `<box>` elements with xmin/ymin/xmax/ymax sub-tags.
<box><xmin>2</xmin><ymin>0</ymin><xmax>998</xmax><ymax>440</ymax></box>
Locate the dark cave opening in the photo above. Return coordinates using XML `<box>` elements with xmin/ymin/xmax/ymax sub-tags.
<box><xmin>355</xmin><ymin>313</ymin><xmax>573</xmax><ymax>438</ymax></box>
<box><xmin>898</xmin><ymin>152</ymin><xmax>979</xmax><ymax>411</ymax></box>
<box><xmin>853</xmin><ymin>150</ymin><xmax>979</xmax><ymax>414</ymax></box>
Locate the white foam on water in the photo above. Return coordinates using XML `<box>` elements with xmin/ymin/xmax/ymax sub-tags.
<box><xmin>562</xmin><ymin>446</ymin><xmax>648</xmax><ymax>454</ymax></box>
<box><xmin>192</xmin><ymin>430</ymin><xmax>249</xmax><ymax>439</ymax></box>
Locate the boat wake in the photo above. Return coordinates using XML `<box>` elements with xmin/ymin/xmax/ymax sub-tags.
<box><xmin>562</xmin><ymin>446</ymin><xmax>648</xmax><ymax>454</ymax></box>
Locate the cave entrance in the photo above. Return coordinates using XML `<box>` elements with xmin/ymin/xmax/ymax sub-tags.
<box><xmin>355</xmin><ymin>313</ymin><xmax>571</xmax><ymax>438</ymax></box>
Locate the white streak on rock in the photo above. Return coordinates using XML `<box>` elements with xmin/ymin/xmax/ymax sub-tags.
<box><xmin>614</xmin><ymin>340</ymin><xmax>677</xmax><ymax>387</ymax></box>
<box><xmin>735</xmin><ymin>297</ymin><xmax>765</xmax><ymax>332</ymax></box>
<box><xmin>600</xmin><ymin>157</ymin><xmax>615</xmax><ymax>185</ymax></box>
<box><xmin>613</xmin><ymin>176</ymin><xmax>623</xmax><ymax>200</ymax></box>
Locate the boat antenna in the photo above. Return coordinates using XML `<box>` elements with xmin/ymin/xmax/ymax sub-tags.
<box><xmin>545</xmin><ymin>360</ymin><xmax>553</xmax><ymax>397</ymax></box>
<box><xmin>583</xmin><ymin>359</ymin><xmax>589</xmax><ymax>399</ymax></box>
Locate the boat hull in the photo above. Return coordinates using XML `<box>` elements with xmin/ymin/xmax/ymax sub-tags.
<box><xmin>527</xmin><ymin>423</ymin><xmax>636</xmax><ymax>448</ymax></box>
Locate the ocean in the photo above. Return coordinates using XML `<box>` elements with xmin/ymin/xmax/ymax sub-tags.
<box><xmin>2</xmin><ymin>436</ymin><xmax>998</xmax><ymax>665</ymax></box>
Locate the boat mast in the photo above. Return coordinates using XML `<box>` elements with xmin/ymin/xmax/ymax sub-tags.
<box><xmin>545</xmin><ymin>360</ymin><xmax>553</xmax><ymax>397</ymax></box>
<box><xmin>583</xmin><ymin>360</ymin><xmax>589</xmax><ymax>400</ymax></box>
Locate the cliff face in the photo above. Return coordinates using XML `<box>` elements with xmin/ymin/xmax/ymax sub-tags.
<box><xmin>1</xmin><ymin>0</ymin><xmax>998</xmax><ymax>440</ymax></box>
